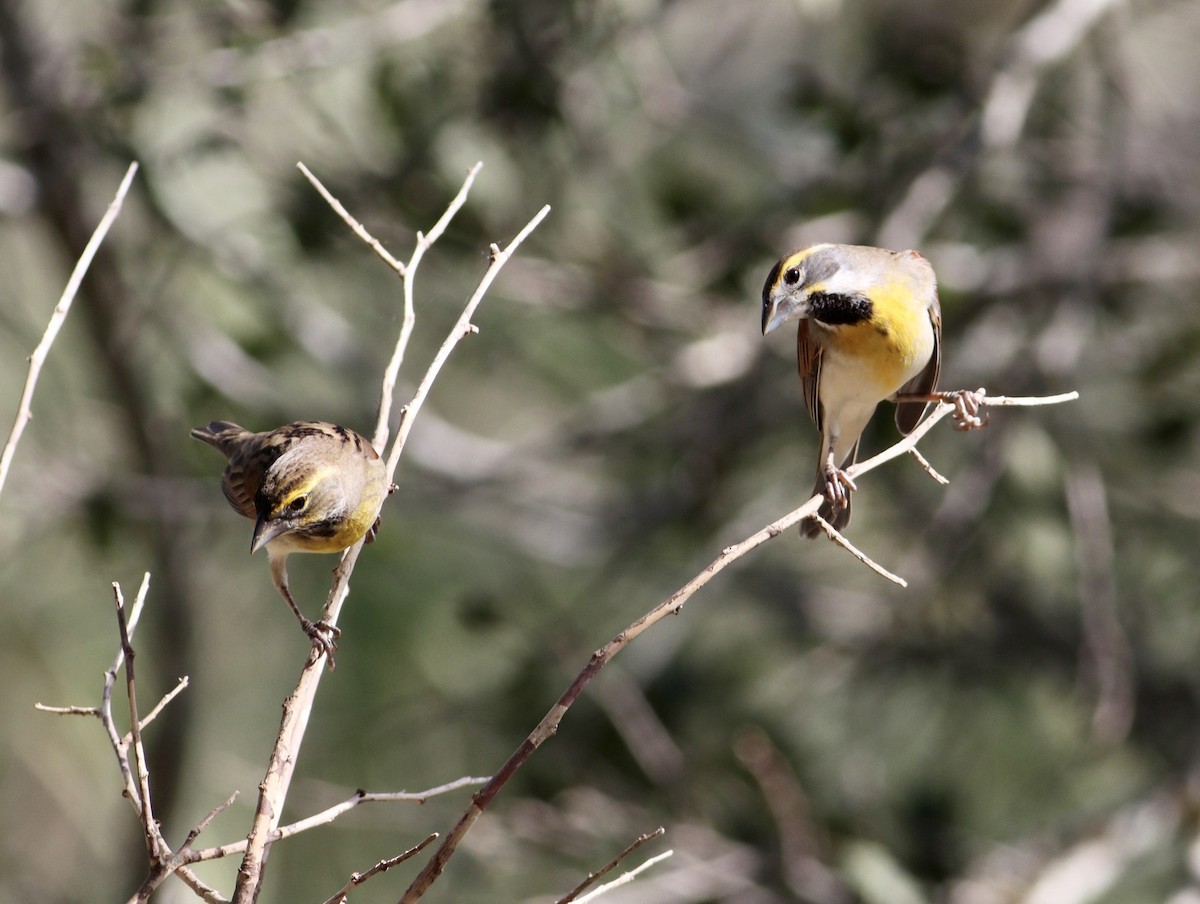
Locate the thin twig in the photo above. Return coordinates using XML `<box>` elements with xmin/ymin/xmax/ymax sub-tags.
<box><xmin>0</xmin><ymin>161</ymin><xmax>138</xmax><ymax>500</ymax></box>
<box><xmin>574</xmin><ymin>851</ymin><xmax>675</xmax><ymax>903</ymax></box>
<box><xmin>192</xmin><ymin>777</ymin><xmax>487</xmax><ymax>863</ymax></box>
<box><xmin>908</xmin><ymin>446</ymin><xmax>949</xmax><ymax>485</ymax></box>
<box><xmin>232</xmin><ymin>179</ymin><xmax>548</xmax><ymax>904</ymax></box>
<box><xmin>383</xmin><ymin>209</ymin><xmax>552</xmax><ymax>478</ymax></box>
<box><xmin>323</xmin><ymin>833</ymin><xmax>440</xmax><ymax>904</ymax></box>
<box><xmin>809</xmin><ymin>515</ymin><xmax>908</xmax><ymax>586</ymax></box>
<box><xmin>35</xmin><ymin>703</ymin><xmax>102</xmax><ymax>717</ymax></box>
<box><xmin>182</xmin><ymin>793</ymin><xmax>240</xmax><ymax>851</ymax></box>
<box><xmin>297</xmin><ymin>162</ymin><xmax>406</xmax><ymax>275</ymax></box>
<box><xmin>114</xmin><ymin>581</ymin><xmax>160</xmax><ymax>861</ymax></box>
<box><xmin>138</xmin><ymin>676</ymin><xmax>190</xmax><ymax>731</ymax></box>
<box><xmin>37</xmin><ymin>573</ymin><xmax>234</xmax><ymax>902</ymax></box>
<box><xmin>375</xmin><ymin>163</ymin><xmax>485</xmax><ymax>452</ymax></box>
<box><xmin>397</xmin><ymin>388</ymin><xmax>1078</xmax><ymax>902</ymax></box>
<box><xmin>557</xmin><ymin>828</ymin><xmax>665</xmax><ymax>903</ymax></box>
<box><xmin>171</xmin><ymin>867</ymin><xmax>229</xmax><ymax>904</ymax></box>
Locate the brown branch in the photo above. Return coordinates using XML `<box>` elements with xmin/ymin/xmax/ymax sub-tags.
<box><xmin>0</xmin><ymin>161</ymin><xmax>138</xmax><ymax>500</ymax></box>
<box><xmin>373</xmin><ymin>163</ymin><xmax>484</xmax><ymax>452</ymax></box>
<box><xmin>297</xmin><ymin>162</ymin><xmax>407</xmax><ymax>276</ymax></box>
<box><xmin>232</xmin><ymin>174</ymin><xmax>550</xmax><ymax>904</ymax></box>
<box><xmin>907</xmin><ymin>446</ymin><xmax>949</xmax><ymax>485</ymax></box>
<box><xmin>397</xmin><ymin>388</ymin><xmax>1078</xmax><ymax>901</ymax></box>
<box><xmin>38</xmin><ymin>575</ymin><xmax>232</xmax><ymax>904</ymax></box>
<box><xmin>808</xmin><ymin>514</ymin><xmax>908</xmax><ymax>587</ymax></box>
<box><xmin>191</xmin><ymin>777</ymin><xmax>488</xmax><ymax>863</ymax></box>
<box><xmin>322</xmin><ymin>833</ymin><xmax>439</xmax><ymax>904</ymax></box>
<box><xmin>114</xmin><ymin>581</ymin><xmax>160</xmax><ymax>866</ymax></box>
<box><xmin>556</xmin><ymin>827</ymin><xmax>665</xmax><ymax>903</ymax></box>
<box><xmin>381</xmin><ymin>211</ymin><xmax>552</xmax><ymax>477</ymax></box>
<box><xmin>574</xmin><ymin>850</ymin><xmax>674</xmax><ymax>902</ymax></box>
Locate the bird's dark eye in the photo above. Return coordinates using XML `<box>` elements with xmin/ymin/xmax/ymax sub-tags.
<box><xmin>784</xmin><ymin>267</ymin><xmax>801</xmax><ymax>285</ymax></box>
<box><xmin>289</xmin><ymin>496</ymin><xmax>308</xmax><ymax>512</ymax></box>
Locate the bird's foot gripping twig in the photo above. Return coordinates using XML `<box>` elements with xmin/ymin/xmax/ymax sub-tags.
<box><xmin>939</xmin><ymin>388</ymin><xmax>989</xmax><ymax>431</ymax></box>
<box><xmin>822</xmin><ymin>463</ymin><xmax>857</xmax><ymax>514</ymax></box>
<box><xmin>299</xmin><ymin>618</ymin><xmax>341</xmax><ymax>669</ymax></box>
<box><xmin>280</xmin><ymin>581</ymin><xmax>341</xmax><ymax>668</ymax></box>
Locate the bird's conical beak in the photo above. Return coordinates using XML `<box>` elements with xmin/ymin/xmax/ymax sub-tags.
<box><xmin>251</xmin><ymin>516</ymin><xmax>290</xmax><ymax>554</ymax></box>
<box><xmin>762</xmin><ymin>297</ymin><xmax>788</xmax><ymax>335</ymax></box>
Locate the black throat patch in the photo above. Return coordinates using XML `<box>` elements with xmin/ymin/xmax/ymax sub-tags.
<box><xmin>807</xmin><ymin>292</ymin><xmax>873</xmax><ymax>326</ymax></box>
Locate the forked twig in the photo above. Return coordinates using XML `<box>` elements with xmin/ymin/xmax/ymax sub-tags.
<box><xmin>574</xmin><ymin>851</ymin><xmax>675</xmax><ymax>903</ymax></box>
<box><xmin>232</xmin><ymin>166</ymin><xmax>549</xmax><ymax>904</ymax></box>
<box><xmin>38</xmin><ymin>575</ymin><xmax>234</xmax><ymax>903</ymax></box>
<box><xmin>556</xmin><ymin>827</ymin><xmax>666</xmax><ymax>903</ymax></box>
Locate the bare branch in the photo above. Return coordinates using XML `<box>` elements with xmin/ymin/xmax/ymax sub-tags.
<box><xmin>34</xmin><ymin>703</ymin><xmax>102</xmax><ymax>718</ymax></box>
<box><xmin>297</xmin><ymin>162</ymin><xmax>406</xmax><ymax>275</ymax></box>
<box><xmin>113</xmin><ymin>581</ymin><xmax>161</xmax><ymax>862</ymax></box>
<box><xmin>232</xmin><ymin>180</ymin><xmax>549</xmax><ymax>904</ymax></box>
<box><xmin>36</xmin><ymin>573</ymin><xmax>235</xmax><ymax>901</ymax></box>
<box><xmin>908</xmin><ymin>446</ymin><xmax>949</xmax><ymax>485</ymax></box>
<box><xmin>323</xmin><ymin>834</ymin><xmax>439</xmax><ymax>904</ymax></box>
<box><xmin>383</xmin><ymin>204</ymin><xmax>552</xmax><ymax>476</ymax></box>
<box><xmin>809</xmin><ymin>515</ymin><xmax>908</xmax><ymax>587</ymax></box>
<box><xmin>397</xmin><ymin>388</ymin><xmax>1078</xmax><ymax>901</ymax></box>
<box><xmin>182</xmin><ymin>793</ymin><xmax>240</xmax><ymax>852</ymax></box>
<box><xmin>556</xmin><ymin>827</ymin><xmax>665</xmax><ymax>903</ymax></box>
<box><xmin>375</xmin><ymin>162</ymin><xmax>483</xmax><ymax>450</ymax></box>
<box><xmin>138</xmin><ymin>676</ymin><xmax>190</xmax><ymax>731</ymax></box>
<box><xmin>0</xmin><ymin>161</ymin><xmax>138</xmax><ymax>500</ymax></box>
<box><xmin>193</xmin><ymin>778</ymin><xmax>486</xmax><ymax>863</ymax></box>
<box><xmin>574</xmin><ymin>850</ymin><xmax>675</xmax><ymax>903</ymax></box>
<box><xmin>171</xmin><ymin>868</ymin><xmax>229</xmax><ymax>904</ymax></box>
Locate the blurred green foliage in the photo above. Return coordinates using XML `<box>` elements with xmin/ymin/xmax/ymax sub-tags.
<box><xmin>2</xmin><ymin>0</ymin><xmax>1200</xmax><ymax>901</ymax></box>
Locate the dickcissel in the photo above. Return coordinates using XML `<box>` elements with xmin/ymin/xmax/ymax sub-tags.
<box><xmin>761</xmin><ymin>243</ymin><xmax>941</xmax><ymax>537</ymax></box>
<box><xmin>192</xmin><ymin>420</ymin><xmax>391</xmax><ymax>660</ymax></box>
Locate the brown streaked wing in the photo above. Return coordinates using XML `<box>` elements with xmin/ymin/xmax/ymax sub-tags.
<box><xmin>797</xmin><ymin>319</ymin><xmax>824</xmax><ymax>430</ymax></box>
<box><xmin>220</xmin><ymin>428</ymin><xmax>297</xmax><ymax>520</ymax></box>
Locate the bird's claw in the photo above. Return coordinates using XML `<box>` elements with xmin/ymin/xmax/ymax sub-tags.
<box><xmin>822</xmin><ymin>465</ymin><xmax>857</xmax><ymax>514</ymax></box>
<box><xmin>943</xmin><ymin>388</ymin><xmax>989</xmax><ymax>431</ymax></box>
<box><xmin>301</xmin><ymin>619</ymin><xmax>341</xmax><ymax>669</ymax></box>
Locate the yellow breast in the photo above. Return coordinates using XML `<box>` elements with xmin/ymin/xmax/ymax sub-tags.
<box><xmin>819</xmin><ymin>283</ymin><xmax>934</xmax><ymax>396</ymax></box>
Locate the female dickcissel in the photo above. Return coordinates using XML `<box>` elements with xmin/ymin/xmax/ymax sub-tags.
<box><xmin>761</xmin><ymin>243</ymin><xmax>940</xmax><ymax>537</ymax></box>
<box><xmin>192</xmin><ymin>420</ymin><xmax>391</xmax><ymax>659</ymax></box>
